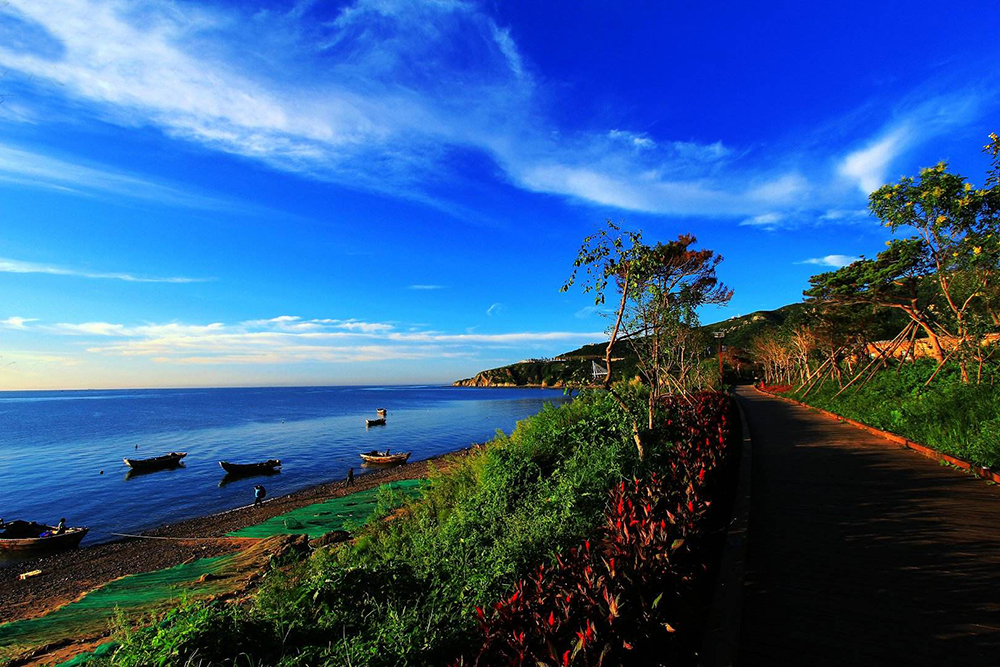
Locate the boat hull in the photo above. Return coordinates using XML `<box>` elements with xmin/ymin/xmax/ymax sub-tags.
<box><xmin>360</xmin><ymin>451</ymin><xmax>411</xmax><ymax>465</ymax></box>
<box><xmin>365</xmin><ymin>418</ymin><xmax>386</xmax><ymax>427</ymax></box>
<box><xmin>219</xmin><ymin>460</ymin><xmax>281</xmax><ymax>475</ymax></box>
<box><xmin>123</xmin><ymin>452</ymin><xmax>187</xmax><ymax>471</ymax></box>
<box><xmin>0</xmin><ymin>527</ymin><xmax>88</xmax><ymax>555</ymax></box>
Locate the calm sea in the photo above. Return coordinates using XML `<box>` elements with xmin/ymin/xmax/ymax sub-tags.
<box><xmin>0</xmin><ymin>386</ymin><xmax>570</xmax><ymax>545</ymax></box>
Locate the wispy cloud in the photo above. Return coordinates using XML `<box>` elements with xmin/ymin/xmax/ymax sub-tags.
<box><xmin>1</xmin><ymin>0</ymin><xmax>994</xmax><ymax>222</ymax></box>
<box><xmin>34</xmin><ymin>314</ymin><xmax>604</xmax><ymax>365</ymax></box>
<box><xmin>608</xmin><ymin>129</ymin><xmax>656</xmax><ymax>150</ymax></box>
<box><xmin>486</xmin><ymin>302</ymin><xmax>503</xmax><ymax>317</ymax></box>
<box><xmin>818</xmin><ymin>209</ymin><xmax>869</xmax><ymax>223</ymax></box>
<box><xmin>407</xmin><ymin>284</ymin><xmax>445</xmax><ymax>290</ymax></box>
<box><xmin>0</xmin><ymin>316</ymin><xmax>38</xmax><ymax>329</ymax></box>
<box><xmin>836</xmin><ymin>93</ymin><xmax>985</xmax><ymax>195</ymax></box>
<box><xmin>574</xmin><ymin>305</ymin><xmax>613</xmax><ymax>319</ymax></box>
<box><xmin>739</xmin><ymin>212</ymin><xmax>785</xmax><ymax>230</ymax></box>
<box><xmin>0</xmin><ymin>257</ymin><xmax>210</xmax><ymax>283</ymax></box>
<box><xmin>838</xmin><ymin>127</ymin><xmax>911</xmax><ymax>194</ymax></box>
<box><xmin>797</xmin><ymin>255</ymin><xmax>861</xmax><ymax>268</ymax></box>
<box><xmin>0</xmin><ymin>143</ymin><xmax>245</xmax><ymax>211</ymax></box>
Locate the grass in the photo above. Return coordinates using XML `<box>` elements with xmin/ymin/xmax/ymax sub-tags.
<box><xmin>96</xmin><ymin>389</ymin><xmax>653</xmax><ymax>666</ymax></box>
<box><xmin>789</xmin><ymin>360</ymin><xmax>1000</xmax><ymax>469</ymax></box>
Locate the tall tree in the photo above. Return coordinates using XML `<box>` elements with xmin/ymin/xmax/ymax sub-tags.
<box><xmin>563</xmin><ymin>221</ymin><xmax>732</xmax><ymax>457</ymax></box>
<box><xmin>803</xmin><ymin>239</ymin><xmax>944</xmax><ymax>360</ymax></box>
<box><xmin>869</xmin><ymin>157</ymin><xmax>1000</xmax><ymax>381</ymax></box>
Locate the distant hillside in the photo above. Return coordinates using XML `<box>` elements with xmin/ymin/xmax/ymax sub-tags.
<box><xmin>453</xmin><ymin>301</ymin><xmax>903</xmax><ymax>387</ymax></box>
<box><xmin>700</xmin><ymin>302</ymin><xmax>811</xmax><ymax>349</ymax></box>
<box><xmin>454</xmin><ymin>305</ymin><xmax>797</xmax><ymax>387</ymax></box>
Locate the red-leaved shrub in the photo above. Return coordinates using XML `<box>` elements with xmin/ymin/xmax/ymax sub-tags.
<box><xmin>455</xmin><ymin>392</ymin><xmax>736</xmax><ymax>667</ymax></box>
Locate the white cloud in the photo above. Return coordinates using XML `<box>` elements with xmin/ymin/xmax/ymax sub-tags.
<box><xmin>0</xmin><ymin>0</ymin><xmax>992</xmax><ymax>223</ymax></box>
<box><xmin>0</xmin><ymin>0</ymin><xmax>530</xmax><ymax>210</ymax></box>
<box><xmin>574</xmin><ymin>305</ymin><xmax>612</xmax><ymax>319</ymax></box>
<box><xmin>56</xmin><ymin>322</ymin><xmax>129</xmax><ymax>336</ymax></box>
<box><xmin>748</xmin><ymin>173</ymin><xmax>808</xmax><ymax>203</ymax></box>
<box><xmin>0</xmin><ymin>316</ymin><xmax>38</xmax><ymax>329</ymax></box>
<box><xmin>739</xmin><ymin>212</ymin><xmax>784</xmax><ymax>229</ymax></box>
<box><xmin>836</xmin><ymin>94</ymin><xmax>983</xmax><ymax>196</ymax></box>
<box><xmin>0</xmin><ymin>143</ymin><xmax>244</xmax><ymax>211</ymax></box>
<box><xmin>38</xmin><ymin>314</ymin><xmax>603</xmax><ymax>365</ymax></box>
<box><xmin>330</xmin><ymin>319</ymin><xmax>394</xmax><ymax>333</ymax></box>
<box><xmin>407</xmin><ymin>284</ymin><xmax>445</xmax><ymax>290</ymax></box>
<box><xmin>486</xmin><ymin>302</ymin><xmax>503</xmax><ymax>317</ymax></box>
<box><xmin>0</xmin><ymin>257</ymin><xmax>209</xmax><ymax>283</ymax></box>
<box><xmin>608</xmin><ymin>129</ymin><xmax>655</xmax><ymax>150</ymax></box>
<box><xmin>798</xmin><ymin>255</ymin><xmax>861</xmax><ymax>268</ymax></box>
<box><xmin>838</xmin><ymin>127</ymin><xmax>910</xmax><ymax>194</ymax></box>
<box><xmin>670</xmin><ymin>140</ymin><xmax>730</xmax><ymax>161</ymax></box>
<box><xmin>819</xmin><ymin>209</ymin><xmax>869</xmax><ymax>222</ymax></box>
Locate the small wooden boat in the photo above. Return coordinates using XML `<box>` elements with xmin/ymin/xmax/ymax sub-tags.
<box><xmin>219</xmin><ymin>459</ymin><xmax>281</xmax><ymax>475</ymax></box>
<box><xmin>0</xmin><ymin>521</ymin><xmax>89</xmax><ymax>555</ymax></box>
<box><xmin>366</xmin><ymin>418</ymin><xmax>386</xmax><ymax>427</ymax></box>
<box><xmin>360</xmin><ymin>450</ymin><xmax>410</xmax><ymax>464</ymax></box>
<box><xmin>123</xmin><ymin>451</ymin><xmax>187</xmax><ymax>471</ymax></box>
<box><xmin>376</xmin><ymin>408</ymin><xmax>387</xmax><ymax>416</ymax></box>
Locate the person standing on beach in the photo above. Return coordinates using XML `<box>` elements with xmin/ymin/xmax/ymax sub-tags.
<box><xmin>346</xmin><ymin>468</ymin><xmax>354</xmax><ymax>487</ymax></box>
<box><xmin>253</xmin><ymin>485</ymin><xmax>266</xmax><ymax>507</ymax></box>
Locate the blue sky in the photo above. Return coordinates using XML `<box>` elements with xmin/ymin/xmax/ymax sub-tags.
<box><xmin>1</xmin><ymin>0</ymin><xmax>998</xmax><ymax>389</ymax></box>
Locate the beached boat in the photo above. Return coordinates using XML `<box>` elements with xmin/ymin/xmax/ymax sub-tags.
<box><xmin>219</xmin><ymin>459</ymin><xmax>281</xmax><ymax>475</ymax></box>
<box><xmin>376</xmin><ymin>408</ymin><xmax>387</xmax><ymax>416</ymax></box>
<box><xmin>366</xmin><ymin>418</ymin><xmax>386</xmax><ymax>427</ymax></box>
<box><xmin>0</xmin><ymin>521</ymin><xmax>89</xmax><ymax>555</ymax></box>
<box><xmin>123</xmin><ymin>451</ymin><xmax>187</xmax><ymax>471</ymax></box>
<box><xmin>360</xmin><ymin>450</ymin><xmax>410</xmax><ymax>464</ymax></box>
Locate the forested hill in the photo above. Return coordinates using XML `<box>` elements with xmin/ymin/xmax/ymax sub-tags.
<box><xmin>453</xmin><ymin>302</ymin><xmax>816</xmax><ymax>387</ymax></box>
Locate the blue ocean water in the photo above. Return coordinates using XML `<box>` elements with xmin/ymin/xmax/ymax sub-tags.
<box><xmin>0</xmin><ymin>386</ymin><xmax>570</xmax><ymax>545</ymax></box>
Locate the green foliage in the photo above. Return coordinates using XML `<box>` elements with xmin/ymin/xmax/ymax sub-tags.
<box><xmin>98</xmin><ymin>389</ymin><xmax>652</xmax><ymax>667</ymax></box>
<box><xmin>106</xmin><ymin>602</ymin><xmax>269</xmax><ymax>667</ymax></box>
<box><xmin>789</xmin><ymin>360</ymin><xmax>1000</xmax><ymax>468</ymax></box>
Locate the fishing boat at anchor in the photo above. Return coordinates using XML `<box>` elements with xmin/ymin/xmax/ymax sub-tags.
<box><xmin>219</xmin><ymin>459</ymin><xmax>281</xmax><ymax>475</ymax></box>
<box><xmin>123</xmin><ymin>451</ymin><xmax>187</xmax><ymax>471</ymax></box>
<box><xmin>360</xmin><ymin>450</ymin><xmax>410</xmax><ymax>465</ymax></box>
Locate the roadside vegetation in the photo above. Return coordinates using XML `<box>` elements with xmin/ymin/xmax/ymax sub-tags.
<box><xmin>90</xmin><ymin>227</ymin><xmax>741</xmax><ymax>667</ymax></box>
<box><xmin>98</xmin><ymin>387</ymin><xmax>738</xmax><ymax>667</ymax></box>
<box><xmin>744</xmin><ymin>134</ymin><xmax>1000</xmax><ymax>468</ymax></box>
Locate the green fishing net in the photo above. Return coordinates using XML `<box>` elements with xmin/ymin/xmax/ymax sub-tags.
<box><xmin>1</xmin><ymin>481</ymin><xmax>425</xmax><ymax>663</ymax></box>
<box><xmin>58</xmin><ymin>641</ymin><xmax>118</xmax><ymax>666</ymax></box>
<box><xmin>228</xmin><ymin>479</ymin><xmax>424</xmax><ymax>539</ymax></box>
<box><xmin>0</xmin><ymin>555</ymin><xmax>234</xmax><ymax>652</ymax></box>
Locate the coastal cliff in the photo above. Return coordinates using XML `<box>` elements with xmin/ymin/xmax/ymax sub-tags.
<box><xmin>454</xmin><ymin>368</ymin><xmax>567</xmax><ymax>388</ymax></box>
<box><xmin>453</xmin><ymin>358</ymin><xmax>593</xmax><ymax>388</ymax></box>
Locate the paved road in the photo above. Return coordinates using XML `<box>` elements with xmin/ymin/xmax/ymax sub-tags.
<box><xmin>734</xmin><ymin>386</ymin><xmax>1000</xmax><ymax>666</ymax></box>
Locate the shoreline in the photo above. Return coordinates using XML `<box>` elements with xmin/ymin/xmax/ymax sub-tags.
<box><xmin>0</xmin><ymin>447</ymin><xmax>471</xmax><ymax>626</ymax></box>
